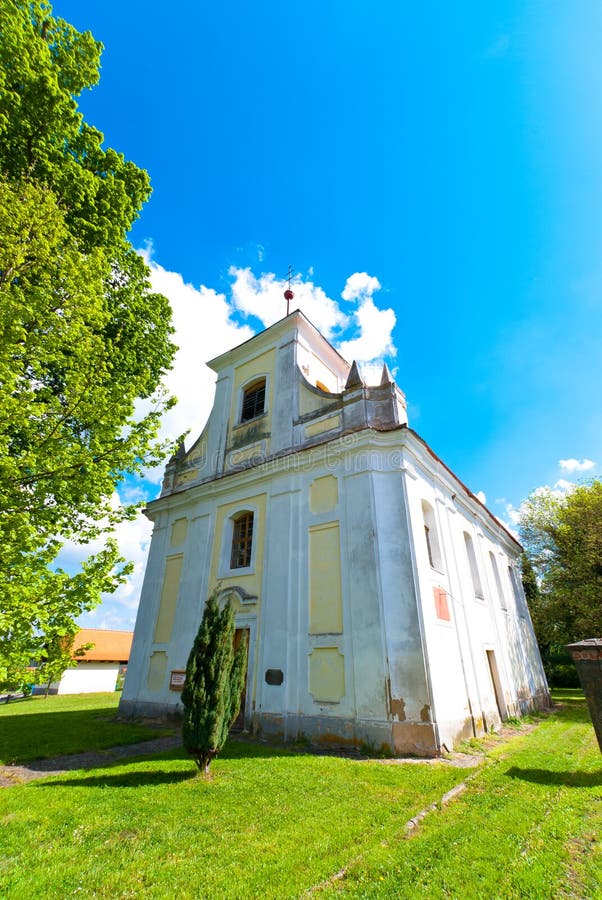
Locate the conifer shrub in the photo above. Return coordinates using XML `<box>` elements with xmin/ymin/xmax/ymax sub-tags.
<box><xmin>181</xmin><ymin>590</ymin><xmax>247</xmax><ymax>773</ymax></box>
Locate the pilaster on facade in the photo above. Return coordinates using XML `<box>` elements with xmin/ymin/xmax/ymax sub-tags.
<box><xmin>120</xmin><ymin>308</ymin><xmax>550</xmax><ymax>751</ymax></box>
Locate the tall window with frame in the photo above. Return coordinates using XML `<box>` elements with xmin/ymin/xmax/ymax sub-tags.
<box><xmin>508</xmin><ymin>565</ymin><xmax>526</xmax><ymax>618</ymax></box>
<box><xmin>421</xmin><ymin>500</ymin><xmax>443</xmax><ymax>572</ymax></box>
<box><xmin>230</xmin><ymin>511</ymin><xmax>254</xmax><ymax>569</ymax></box>
<box><xmin>489</xmin><ymin>551</ymin><xmax>507</xmax><ymax>610</ymax></box>
<box><xmin>241</xmin><ymin>379</ymin><xmax>266</xmax><ymax>423</ymax></box>
<box><xmin>464</xmin><ymin>531</ymin><xmax>484</xmax><ymax>599</ymax></box>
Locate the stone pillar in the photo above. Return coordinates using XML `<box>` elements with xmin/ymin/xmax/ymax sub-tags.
<box><xmin>566</xmin><ymin>638</ymin><xmax>602</xmax><ymax>753</ymax></box>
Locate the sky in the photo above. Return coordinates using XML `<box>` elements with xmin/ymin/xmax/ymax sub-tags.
<box><xmin>52</xmin><ymin>0</ymin><xmax>602</xmax><ymax>631</ymax></box>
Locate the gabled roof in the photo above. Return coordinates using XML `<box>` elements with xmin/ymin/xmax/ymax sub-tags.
<box><xmin>74</xmin><ymin>629</ymin><xmax>133</xmax><ymax>662</ymax></box>
<box><xmin>206</xmin><ymin>308</ymin><xmax>350</xmax><ymax>375</ymax></box>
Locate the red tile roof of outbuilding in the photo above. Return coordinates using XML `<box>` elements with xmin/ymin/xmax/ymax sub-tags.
<box><xmin>74</xmin><ymin>629</ymin><xmax>133</xmax><ymax>662</ymax></box>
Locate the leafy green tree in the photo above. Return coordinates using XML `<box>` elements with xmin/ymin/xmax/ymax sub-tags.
<box><xmin>520</xmin><ymin>480</ymin><xmax>602</xmax><ymax>683</ymax></box>
<box><xmin>182</xmin><ymin>592</ymin><xmax>248</xmax><ymax>774</ymax></box>
<box><xmin>0</xmin><ymin>2</ymin><xmax>176</xmax><ymax>689</ymax></box>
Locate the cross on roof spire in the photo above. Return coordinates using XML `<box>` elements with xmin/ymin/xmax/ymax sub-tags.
<box><xmin>284</xmin><ymin>264</ymin><xmax>295</xmax><ymax>315</ymax></box>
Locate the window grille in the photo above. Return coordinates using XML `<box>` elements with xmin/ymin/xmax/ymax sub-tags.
<box><xmin>230</xmin><ymin>512</ymin><xmax>254</xmax><ymax>568</ymax></box>
<box><xmin>241</xmin><ymin>381</ymin><xmax>265</xmax><ymax>422</ymax></box>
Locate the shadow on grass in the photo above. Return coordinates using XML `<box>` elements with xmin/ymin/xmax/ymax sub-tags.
<box><xmin>506</xmin><ymin>766</ymin><xmax>602</xmax><ymax>788</ymax></box>
<box><xmin>220</xmin><ymin>736</ymin><xmax>299</xmax><ymax>760</ymax></box>
<box><xmin>547</xmin><ymin>692</ymin><xmax>593</xmax><ymax>726</ymax></box>
<box><xmin>0</xmin><ymin>704</ymin><xmax>169</xmax><ymax>765</ymax></box>
<box><xmin>35</xmin><ymin>769</ymin><xmax>197</xmax><ymax>789</ymax></box>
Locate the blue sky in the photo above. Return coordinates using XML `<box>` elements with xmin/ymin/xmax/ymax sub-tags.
<box><xmin>53</xmin><ymin>1</ymin><xmax>602</xmax><ymax>629</ymax></box>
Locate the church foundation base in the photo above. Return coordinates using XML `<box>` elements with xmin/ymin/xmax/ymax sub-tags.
<box><xmin>254</xmin><ymin>712</ymin><xmax>440</xmax><ymax>758</ymax></box>
<box><xmin>117</xmin><ymin>698</ymin><xmax>183</xmax><ymax>721</ymax></box>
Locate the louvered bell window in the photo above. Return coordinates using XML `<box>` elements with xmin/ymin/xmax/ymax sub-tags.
<box><xmin>241</xmin><ymin>380</ymin><xmax>265</xmax><ymax>422</ymax></box>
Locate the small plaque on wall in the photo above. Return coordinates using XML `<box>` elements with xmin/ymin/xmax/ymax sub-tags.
<box><xmin>169</xmin><ymin>670</ymin><xmax>186</xmax><ymax>691</ymax></box>
<box><xmin>265</xmin><ymin>668</ymin><xmax>284</xmax><ymax>686</ymax></box>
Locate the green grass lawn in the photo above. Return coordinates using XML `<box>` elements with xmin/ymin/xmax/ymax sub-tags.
<box><xmin>0</xmin><ymin>694</ymin><xmax>168</xmax><ymax>764</ymax></box>
<box><xmin>319</xmin><ymin>691</ymin><xmax>602</xmax><ymax>899</ymax></box>
<box><xmin>0</xmin><ymin>691</ymin><xmax>600</xmax><ymax>899</ymax></box>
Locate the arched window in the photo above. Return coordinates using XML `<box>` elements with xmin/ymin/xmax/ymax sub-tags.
<box><xmin>464</xmin><ymin>531</ymin><xmax>484</xmax><ymax>599</ymax></box>
<box><xmin>240</xmin><ymin>379</ymin><xmax>266</xmax><ymax>423</ymax></box>
<box><xmin>508</xmin><ymin>565</ymin><xmax>526</xmax><ymax>618</ymax></box>
<box><xmin>489</xmin><ymin>551</ymin><xmax>507</xmax><ymax>610</ymax></box>
<box><xmin>230</xmin><ymin>511</ymin><xmax>254</xmax><ymax>569</ymax></box>
<box><xmin>421</xmin><ymin>500</ymin><xmax>443</xmax><ymax>571</ymax></box>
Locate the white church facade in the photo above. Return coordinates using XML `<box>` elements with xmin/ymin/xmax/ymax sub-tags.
<box><xmin>120</xmin><ymin>309</ymin><xmax>549</xmax><ymax>756</ymax></box>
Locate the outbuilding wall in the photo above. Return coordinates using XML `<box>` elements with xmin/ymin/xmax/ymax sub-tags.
<box><xmin>58</xmin><ymin>662</ymin><xmax>120</xmax><ymax>694</ymax></box>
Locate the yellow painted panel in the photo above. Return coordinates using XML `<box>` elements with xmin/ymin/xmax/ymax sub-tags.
<box><xmin>309</xmin><ymin>522</ymin><xmax>343</xmax><ymax>634</ymax></box>
<box><xmin>309</xmin><ymin>475</ymin><xmax>338</xmax><ymax>514</ymax></box>
<box><xmin>308</xmin><ymin>648</ymin><xmax>345</xmax><ymax>702</ymax></box>
<box><xmin>209</xmin><ymin>493</ymin><xmax>267</xmax><ymax>599</ymax></box>
<box><xmin>230</xmin><ymin>348</ymin><xmax>276</xmax><ymax>427</ymax></box>
<box><xmin>174</xmin><ymin>468</ymin><xmax>199</xmax><ymax>488</ymax></box>
<box><xmin>170</xmin><ymin>518</ymin><xmax>188</xmax><ymax>547</ymax></box>
<box><xmin>228</xmin><ymin>442</ymin><xmax>263</xmax><ymax>466</ymax></box>
<box><xmin>154</xmin><ymin>554</ymin><xmax>183</xmax><ymax>643</ymax></box>
<box><xmin>299</xmin><ymin>381</ymin><xmax>338</xmax><ymax>417</ymax></box>
<box><xmin>305</xmin><ymin>414</ymin><xmax>342</xmax><ymax>438</ymax></box>
<box><xmin>147</xmin><ymin>651</ymin><xmax>167</xmax><ymax>692</ymax></box>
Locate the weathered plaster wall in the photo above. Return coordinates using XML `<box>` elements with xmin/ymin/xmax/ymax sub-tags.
<box><xmin>121</xmin><ymin>313</ymin><xmax>549</xmax><ymax>751</ymax></box>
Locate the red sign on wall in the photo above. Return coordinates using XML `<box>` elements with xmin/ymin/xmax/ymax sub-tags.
<box><xmin>433</xmin><ymin>587</ymin><xmax>451</xmax><ymax>621</ymax></box>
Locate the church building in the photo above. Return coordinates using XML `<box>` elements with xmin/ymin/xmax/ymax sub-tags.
<box><xmin>120</xmin><ymin>305</ymin><xmax>549</xmax><ymax>756</ymax></box>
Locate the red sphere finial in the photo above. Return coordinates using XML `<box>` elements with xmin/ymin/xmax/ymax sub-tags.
<box><xmin>284</xmin><ymin>266</ymin><xmax>295</xmax><ymax>314</ymax></box>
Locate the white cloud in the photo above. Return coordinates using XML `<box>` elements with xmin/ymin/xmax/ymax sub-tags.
<box><xmin>55</xmin><ymin>493</ymin><xmax>154</xmax><ymax>631</ymax></box>
<box><xmin>558</xmin><ymin>457</ymin><xmax>596</xmax><ymax>472</ymax></box>
<box><xmin>141</xmin><ymin>256</ymin><xmax>398</xmax><ymax>432</ymax></box>
<box><xmin>495</xmin><ymin>509</ymin><xmax>520</xmax><ymax>540</ymax></box>
<box><xmin>90</xmin><ymin>512</ymin><xmax>155</xmax><ymax>628</ymax></box>
<box><xmin>228</xmin><ymin>266</ymin><xmax>348</xmax><ymax>337</ymax></box>
<box><xmin>554</xmin><ymin>479</ymin><xmax>576</xmax><ymax>492</ymax></box>
<box><xmin>475</xmin><ymin>490</ymin><xmax>487</xmax><ymax>505</ymax></box>
<box><xmin>138</xmin><ymin>251</ymin><xmax>254</xmax><ymax>467</ymax></box>
<box><xmin>338</xmin><ymin>274</ymin><xmax>396</xmax><ymax>383</ymax></box>
<box><xmin>500</xmin><ymin>476</ymin><xmax>579</xmax><ymax>538</ymax></box>
<box><xmin>338</xmin><ymin>296</ymin><xmax>396</xmax><ymax>365</ymax></box>
<box><xmin>493</xmin><ymin>502</ymin><xmax>521</xmax><ymax>540</ymax></box>
<box><xmin>81</xmin><ymin>257</ymin><xmax>399</xmax><ymax>629</ymax></box>
<box><xmin>504</xmin><ymin>503</ymin><xmax>521</xmax><ymax>525</ymax></box>
<box><xmin>227</xmin><ymin>266</ymin><xmax>396</xmax><ymax>384</ymax></box>
<box><xmin>341</xmin><ymin>272</ymin><xmax>382</xmax><ymax>302</ymax></box>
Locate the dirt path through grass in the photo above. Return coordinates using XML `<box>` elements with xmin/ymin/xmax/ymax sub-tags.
<box><xmin>1</xmin><ymin>692</ymin><xmax>599</xmax><ymax>898</ymax></box>
<box><xmin>0</xmin><ymin>734</ymin><xmax>183</xmax><ymax>787</ymax></box>
<box><xmin>0</xmin><ymin>733</ymin><xmax>481</xmax><ymax>788</ymax></box>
